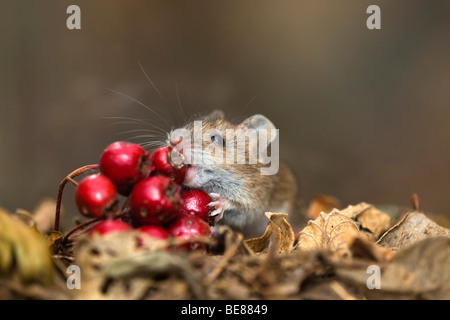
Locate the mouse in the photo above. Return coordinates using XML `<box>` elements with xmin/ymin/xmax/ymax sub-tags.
<box><xmin>167</xmin><ymin>110</ymin><xmax>301</xmax><ymax>238</ymax></box>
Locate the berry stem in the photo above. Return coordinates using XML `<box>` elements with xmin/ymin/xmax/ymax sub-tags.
<box><xmin>61</xmin><ymin>217</ymin><xmax>102</xmax><ymax>243</ymax></box>
<box><xmin>54</xmin><ymin>164</ymin><xmax>99</xmax><ymax>231</ymax></box>
<box><xmin>66</xmin><ymin>176</ymin><xmax>79</xmax><ymax>187</ymax></box>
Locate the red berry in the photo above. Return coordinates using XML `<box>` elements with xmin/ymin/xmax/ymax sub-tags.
<box><xmin>179</xmin><ymin>189</ymin><xmax>212</xmax><ymax>221</ymax></box>
<box><xmin>75</xmin><ymin>174</ymin><xmax>118</xmax><ymax>218</ymax></box>
<box><xmin>148</xmin><ymin>146</ymin><xmax>186</xmax><ymax>184</ymax></box>
<box><xmin>89</xmin><ymin>219</ymin><xmax>132</xmax><ymax>237</ymax></box>
<box><xmin>167</xmin><ymin>214</ymin><xmax>211</xmax><ymax>250</ymax></box>
<box><xmin>129</xmin><ymin>176</ymin><xmax>182</xmax><ymax>225</ymax></box>
<box><xmin>99</xmin><ymin>141</ymin><xmax>149</xmax><ymax>196</ymax></box>
<box><xmin>137</xmin><ymin>225</ymin><xmax>169</xmax><ymax>240</ymax></box>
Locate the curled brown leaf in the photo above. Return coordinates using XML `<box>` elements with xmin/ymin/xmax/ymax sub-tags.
<box><xmin>245</xmin><ymin>212</ymin><xmax>295</xmax><ymax>254</ymax></box>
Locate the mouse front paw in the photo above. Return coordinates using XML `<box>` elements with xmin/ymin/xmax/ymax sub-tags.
<box><xmin>207</xmin><ymin>193</ymin><xmax>230</xmax><ymax>225</ymax></box>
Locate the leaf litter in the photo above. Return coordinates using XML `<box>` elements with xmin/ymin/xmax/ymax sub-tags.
<box><xmin>0</xmin><ymin>197</ymin><xmax>449</xmax><ymax>300</ymax></box>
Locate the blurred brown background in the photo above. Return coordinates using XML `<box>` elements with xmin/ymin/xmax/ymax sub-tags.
<box><xmin>1</xmin><ymin>0</ymin><xmax>449</xmax><ymax>229</ymax></box>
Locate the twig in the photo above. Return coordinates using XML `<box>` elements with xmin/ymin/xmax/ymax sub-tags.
<box><xmin>411</xmin><ymin>193</ymin><xmax>420</xmax><ymax>211</ymax></box>
<box><xmin>203</xmin><ymin>232</ymin><xmax>244</xmax><ymax>287</ymax></box>
<box><xmin>54</xmin><ymin>164</ymin><xmax>99</xmax><ymax>231</ymax></box>
<box><xmin>61</xmin><ymin>217</ymin><xmax>102</xmax><ymax>243</ymax></box>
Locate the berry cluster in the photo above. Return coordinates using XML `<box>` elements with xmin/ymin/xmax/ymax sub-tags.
<box><xmin>62</xmin><ymin>141</ymin><xmax>212</xmax><ymax>250</ymax></box>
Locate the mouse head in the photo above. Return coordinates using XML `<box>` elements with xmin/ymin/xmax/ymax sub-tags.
<box><xmin>168</xmin><ymin>110</ymin><xmax>279</xmax><ymax>189</ymax></box>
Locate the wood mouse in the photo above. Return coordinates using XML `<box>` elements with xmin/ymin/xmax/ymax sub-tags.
<box><xmin>168</xmin><ymin>110</ymin><xmax>300</xmax><ymax>238</ymax></box>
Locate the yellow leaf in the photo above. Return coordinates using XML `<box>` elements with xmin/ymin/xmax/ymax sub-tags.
<box><xmin>0</xmin><ymin>207</ymin><xmax>53</xmax><ymax>284</ymax></box>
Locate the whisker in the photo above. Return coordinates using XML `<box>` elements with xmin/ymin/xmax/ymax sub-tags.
<box><xmin>103</xmin><ymin>116</ymin><xmax>167</xmax><ymax>134</ymax></box>
<box><xmin>139</xmin><ymin>143</ymin><xmax>166</xmax><ymax>148</ymax></box>
<box><xmin>137</xmin><ymin>61</ymin><xmax>177</xmax><ymax>125</ymax></box>
<box><xmin>137</xmin><ymin>60</ymin><xmax>167</xmax><ymax>104</ymax></box>
<box><xmin>104</xmin><ymin>120</ymin><xmax>150</xmax><ymax>128</ymax></box>
<box><xmin>118</xmin><ymin>128</ymin><xmax>168</xmax><ymax>137</ymax></box>
<box><xmin>174</xmin><ymin>82</ymin><xmax>186</xmax><ymax>122</ymax></box>
<box><xmin>241</xmin><ymin>93</ymin><xmax>258</xmax><ymax>115</ymax></box>
<box><xmin>139</xmin><ymin>141</ymin><xmax>169</xmax><ymax>151</ymax></box>
<box><xmin>125</xmin><ymin>137</ymin><xmax>165</xmax><ymax>146</ymax></box>
<box><xmin>107</xmin><ymin>88</ymin><xmax>170</xmax><ymax>127</ymax></box>
<box><xmin>123</xmin><ymin>135</ymin><xmax>168</xmax><ymax>144</ymax></box>
<box><xmin>125</xmin><ymin>134</ymin><xmax>168</xmax><ymax>140</ymax></box>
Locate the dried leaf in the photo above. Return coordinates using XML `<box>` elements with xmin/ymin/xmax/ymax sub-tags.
<box><xmin>13</xmin><ymin>209</ymin><xmax>37</xmax><ymax>229</ymax></box>
<box><xmin>102</xmin><ymin>251</ymin><xmax>205</xmax><ymax>299</ymax></box>
<box><xmin>326</xmin><ymin>211</ymin><xmax>359</xmax><ymax>258</ymax></box>
<box><xmin>0</xmin><ymin>207</ymin><xmax>53</xmax><ymax>284</ymax></box>
<box><xmin>209</xmin><ymin>225</ymin><xmax>253</xmax><ymax>256</ymax></box>
<box><xmin>341</xmin><ymin>202</ymin><xmax>391</xmax><ymax>239</ymax></box>
<box><xmin>296</xmin><ymin>209</ymin><xmax>359</xmax><ymax>258</ymax></box>
<box><xmin>348</xmin><ymin>235</ymin><xmax>394</xmax><ymax>263</ymax></box>
<box><xmin>295</xmin><ymin>218</ymin><xmax>324</xmax><ymax>249</ymax></box>
<box><xmin>32</xmin><ymin>198</ymin><xmax>58</xmax><ymax>233</ymax></box>
<box><xmin>299</xmin><ymin>280</ymin><xmax>361</xmax><ymax>300</ymax></box>
<box><xmin>73</xmin><ymin>231</ymin><xmax>208</xmax><ymax>299</ymax></box>
<box><xmin>377</xmin><ymin>211</ymin><xmax>450</xmax><ymax>250</ymax></box>
<box><xmin>209</xmin><ymin>277</ymin><xmax>251</xmax><ymax>299</ymax></box>
<box><xmin>306</xmin><ymin>195</ymin><xmax>341</xmax><ymax>220</ymax></box>
<box><xmin>245</xmin><ymin>212</ymin><xmax>295</xmax><ymax>254</ymax></box>
<box><xmin>204</xmin><ymin>230</ymin><xmax>248</xmax><ymax>286</ymax></box>
<box><xmin>337</xmin><ymin>237</ymin><xmax>450</xmax><ymax>299</ymax></box>
<box><xmin>243</xmin><ymin>224</ymin><xmax>271</xmax><ymax>253</ymax></box>
<box><xmin>0</xmin><ymin>271</ymin><xmax>71</xmax><ymax>300</ymax></box>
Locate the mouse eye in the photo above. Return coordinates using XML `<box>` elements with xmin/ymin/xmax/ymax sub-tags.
<box><xmin>211</xmin><ymin>134</ymin><xmax>225</xmax><ymax>147</ymax></box>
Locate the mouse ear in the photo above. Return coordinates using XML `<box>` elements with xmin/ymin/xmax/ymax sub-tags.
<box><xmin>240</xmin><ymin>114</ymin><xmax>277</xmax><ymax>143</ymax></box>
<box><xmin>205</xmin><ymin>110</ymin><xmax>225</xmax><ymax>121</ymax></box>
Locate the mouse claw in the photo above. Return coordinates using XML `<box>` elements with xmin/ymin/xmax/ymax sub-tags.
<box><xmin>207</xmin><ymin>193</ymin><xmax>229</xmax><ymax>224</ymax></box>
<box><xmin>207</xmin><ymin>201</ymin><xmax>219</xmax><ymax>207</ymax></box>
<box><xmin>209</xmin><ymin>193</ymin><xmax>221</xmax><ymax>199</ymax></box>
<box><xmin>209</xmin><ymin>208</ymin><xmax>224</xmax><ymax>223</ymax></box>
<box><xmin>208</xmin><ymin>201</ymin><xmax>224</xmax><ymax>223</ymax></box>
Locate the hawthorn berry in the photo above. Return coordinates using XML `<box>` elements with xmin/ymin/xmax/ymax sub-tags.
<box><xmin>75</xmin><ymin>174</ymin><xmax>118</xmax><ymax>218</ymax></box>
<box><xmin>148</xmin><ymin>146</ymin><xmax>186</xmax><ymax>184</ymax></box>
<box><xmin>129</xmin><ymin>176</ymin><xmax>182</xmax><ymax>226</ymax></box>
<box><xmin>179</xmin><ymin>189</ymin><xmax>212</xmax><ymax>221</ymax></box>
<box><xmin>99</xmin><ymin>141</ymin><xmax>149</xmax><ymax>196</ymax></box>
<box><xmin>167</xmin><ymin>214</ymin><xmax>211</xmax><ymax>250</ymax></box>
<box><xmin>137</xmin><ymin>225</ymin><xmax>169</xmax><ymax>240</ymax></box>
<box><xmin>89</xmin><ymin>219</ymin><xmax>132</xmax><ymax>237</ymax></box>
